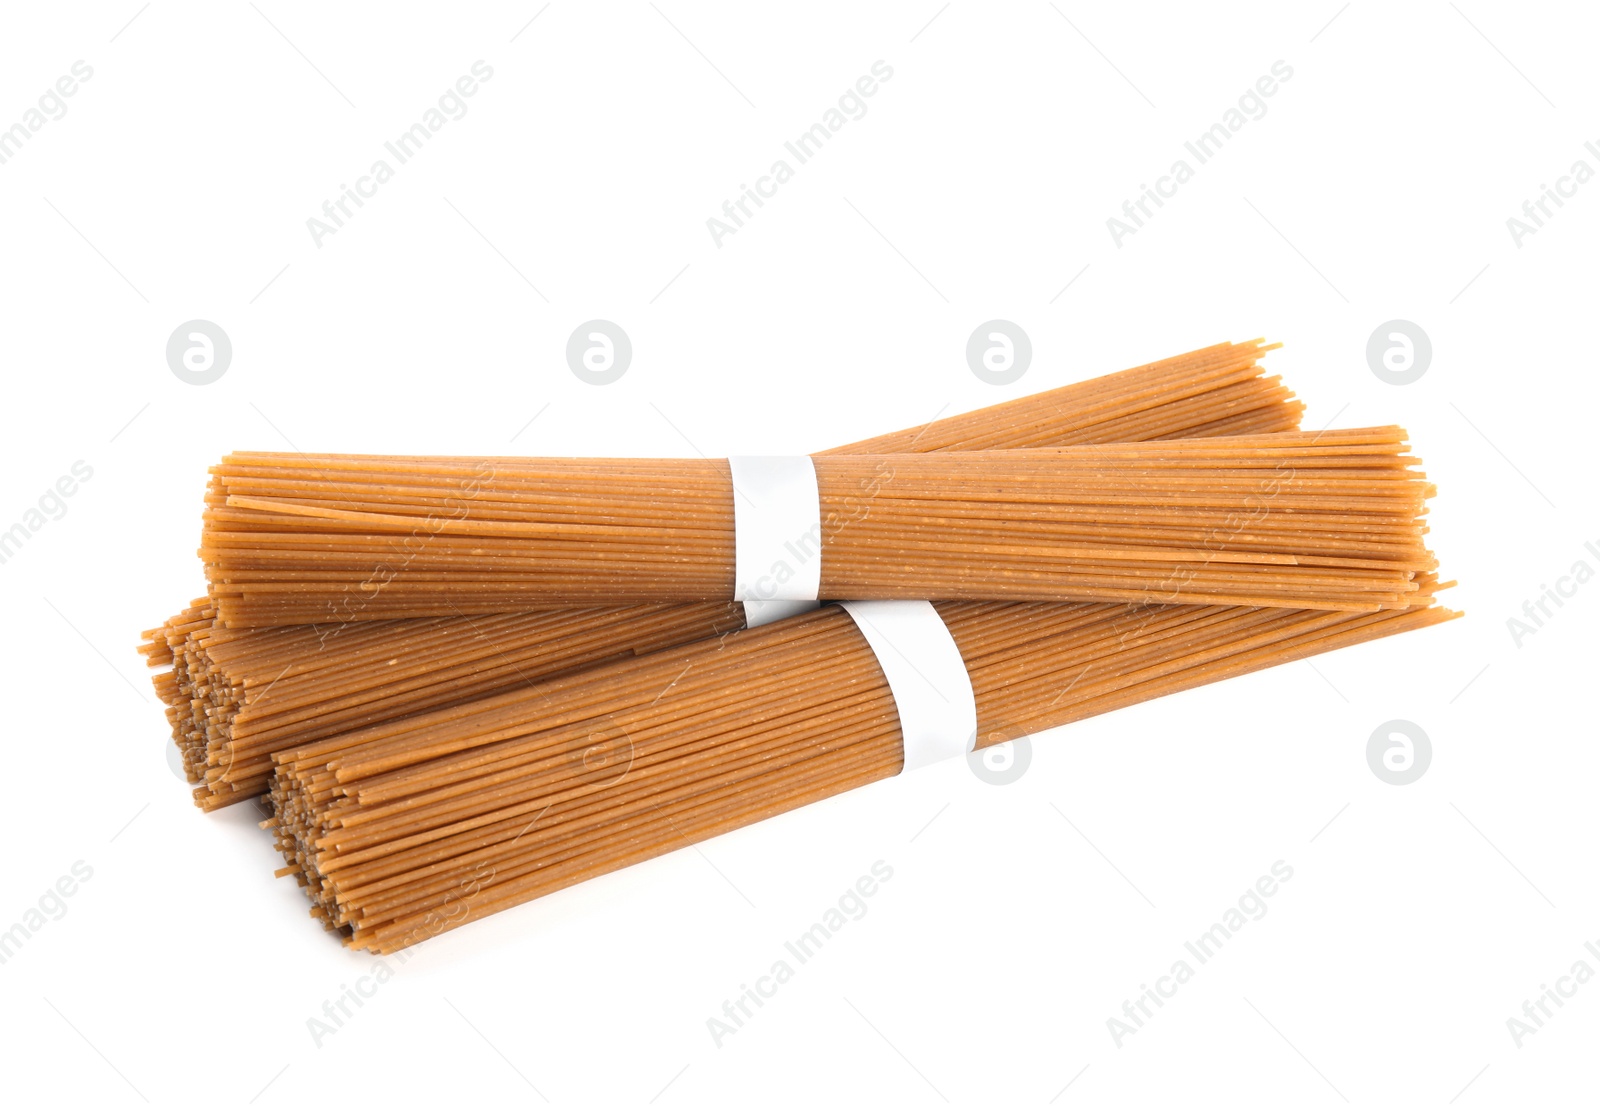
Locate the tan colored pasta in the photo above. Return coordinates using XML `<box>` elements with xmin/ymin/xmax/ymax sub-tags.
<box><xmin>202</xmin><ymin>428</ymin><xmax>1433</xmax><ymax>617</ymax></box>
<box><xmin>132</xmin><ymin>337</ymin><xmax>1458</xmax><ymax>954</ymax></box>
<box><xmin>196</xmin><ymin>339</ymin><xmax>1300</xmax><ymax>627</ymax></box>
<box><xmin>146</xmin><ymin>340</ymin><xmax>1306</xmax><ymax>807</ymax></box>
<box><xmin>269</xmin><ymin>584</ymin><xmax>1457</xmax><ymax>954</ymax></box>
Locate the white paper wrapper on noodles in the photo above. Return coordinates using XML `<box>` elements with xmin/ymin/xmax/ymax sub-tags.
<box><xmin>728</xmin><ymin>455</ymin><xmax>824</xmax><ymax>628</ymax></box>
<box><xmin>838</xmin><ymin>600</ymin><xmax>978</xmax><ymax>772</ymax></box>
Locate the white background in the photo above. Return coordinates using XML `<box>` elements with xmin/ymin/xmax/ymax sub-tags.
<box><xmin>1</xmin><ymin>2</ymin><xmax>1595</xmax><ymax>1103</ymax></box>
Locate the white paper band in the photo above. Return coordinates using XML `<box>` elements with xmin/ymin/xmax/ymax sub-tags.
<box><xmin>728</xmin><ymin>456</ymin><xmax>823</xmax><ymax>609</ymax></box>
<box><xmin>742</xmin><ymin>598</ymin><xmax>822</xmax><ymax>629</ymax></box>
<box><xmin>838</xmin><ymin>600</ymin><xmax>978</xmax><ymax>773</ymax></box>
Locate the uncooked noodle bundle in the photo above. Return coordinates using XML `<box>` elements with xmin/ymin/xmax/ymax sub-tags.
<box><xmin>148</xmin><ymin>340</ymin><xmax>1307</xmax><ymax>807</ymax></box>
<box><xmin>269</xmin><ymin>584</ymin><xmax>1457</xmax><ymax>954</ymax></box>
<box><xmin>196</xmin><ymin>339</ymin><xmax>1297</xmax><ymax>627</ymax></box>
<box><xmin>202</xmin><ymin>429</ymin><xmax>1435</xmax><ymax>617</ymax></box>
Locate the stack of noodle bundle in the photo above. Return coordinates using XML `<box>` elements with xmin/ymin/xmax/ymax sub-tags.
<box><xmin>145</xmin><ymin>340</ymin><xmax>1304</xmax><ymax>808</ymax></box>
<box><xmin>133</xmin><ymin>338</ymin><xmax>1459</xmax><ymax>955</ymax></box>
